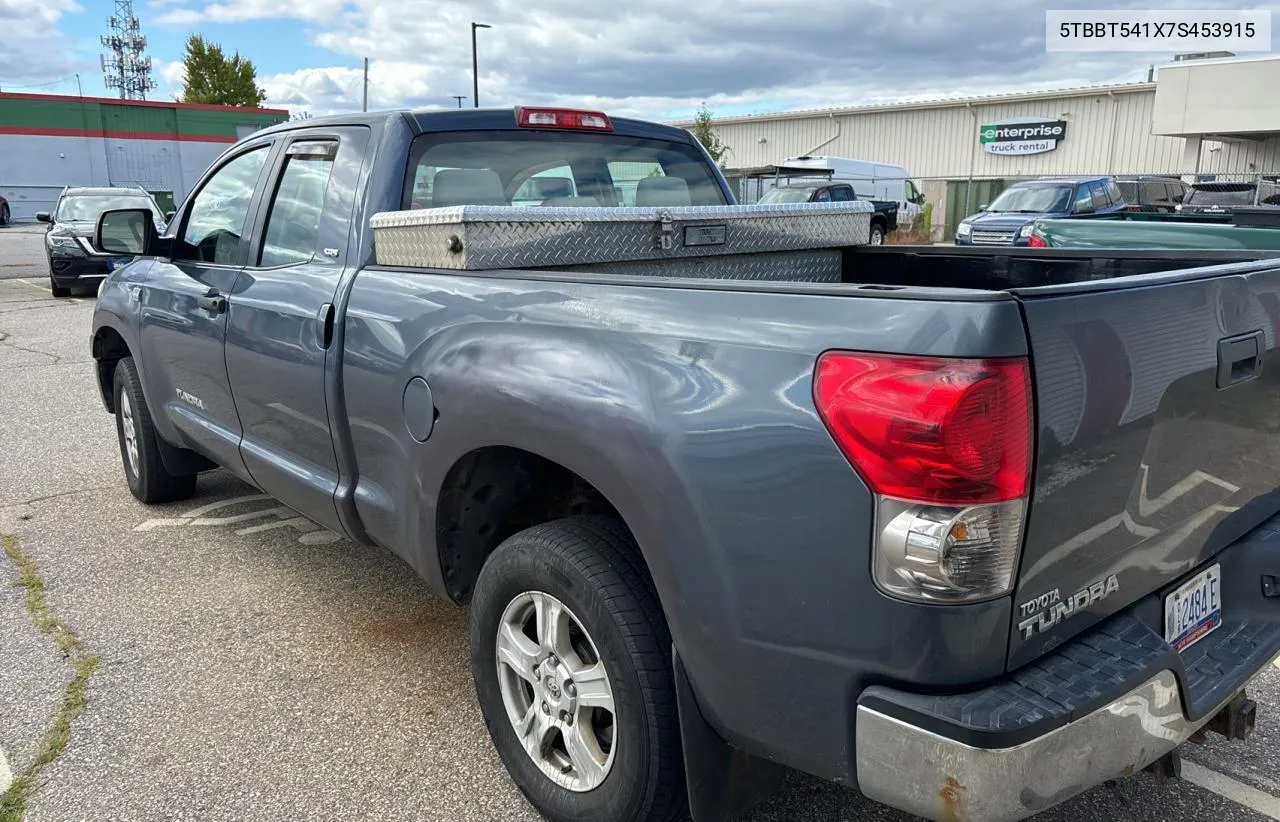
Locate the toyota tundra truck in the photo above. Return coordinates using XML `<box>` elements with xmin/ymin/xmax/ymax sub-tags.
<box><xmin>88</xmin><ymin>107</ymin><xmax>1280</xmax><ymax>822</ymax></box>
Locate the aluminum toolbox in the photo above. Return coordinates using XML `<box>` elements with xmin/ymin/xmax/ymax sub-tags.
<box><xmin>368</xmin><ymin>202</ymin><xmax>872</xmax><ymax>272</ymax></box>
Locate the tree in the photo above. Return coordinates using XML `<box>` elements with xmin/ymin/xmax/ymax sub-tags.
<box><xmin>688</xmin><ymin>104</ymin><xmax>729</xmax><ymax>166</ymax></box>
<box><xmin>179</xmin><ymin>35</ymin><xmax>266</xmax><ymax>107</ymax></box>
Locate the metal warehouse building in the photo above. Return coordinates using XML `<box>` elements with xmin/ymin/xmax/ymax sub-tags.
<box><xmin>0</xmin><ymin>92</ymin><xmax>287</xmax><ymax>220</ymax></box>
<box><xmin>697</xmin><ymin>55</ymin><xmax>1280</xmax><ymax>237</ymax></box>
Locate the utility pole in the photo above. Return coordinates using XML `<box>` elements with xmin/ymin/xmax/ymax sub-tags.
<box><xmin>362</xmin><ymin>57</ymin><xmax>369</xmax><ymax>112</ymax></box>
<box><xmin>451</xmin><ymin>95</ymin><xmax>467</xmax><ymax>108</ymax></box>
<box><xmin>471</xmin><ymin>22</ymin><xmax>491</xmax><ymax>108</ymax></box>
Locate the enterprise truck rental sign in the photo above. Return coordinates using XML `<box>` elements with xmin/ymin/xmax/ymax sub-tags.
<box><xmin>979</xmin><ymin>118</ymin><xmax>1067</xmax><ymax>156</ymax></box>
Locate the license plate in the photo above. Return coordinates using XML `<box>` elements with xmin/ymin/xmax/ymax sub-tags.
<box><xmin>1165</xmin><ymin>564</ymin><xmax>1222</xmax><ymax>652</ymax></box>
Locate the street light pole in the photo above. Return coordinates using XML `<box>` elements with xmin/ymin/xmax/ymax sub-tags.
<box><xmin>471</xmin><ymin>22</ymin><xmax>491</xmax><ymax>108</ymax></box>
<box><xmin>451</xmin><ymin>95</ymin><xmax>467</xmax><ymax>108</ymax></box>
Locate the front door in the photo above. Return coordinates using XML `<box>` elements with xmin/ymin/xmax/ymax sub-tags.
<box><xmin>137</xmin><ymin>143</ymin><xmax>275</xmax><ymax>476</ymax></box>
<box><xmin>224</xmin><ymin>127</ymin><xmax>369</xmax><ymax>533</ymax></box>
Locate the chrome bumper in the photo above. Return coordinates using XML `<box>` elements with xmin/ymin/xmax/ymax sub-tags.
<box><xmin>855</xmin><ymin>670</ymin><xmax>1213</xmax><ymax>822</ymax></box>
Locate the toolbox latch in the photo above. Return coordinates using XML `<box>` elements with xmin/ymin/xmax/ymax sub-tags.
<box><xmin>655</xmin><ymin>210</ymin><xmax>676</xmax><ymax>251</ymax></box>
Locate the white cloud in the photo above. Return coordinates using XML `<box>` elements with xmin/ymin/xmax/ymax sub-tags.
<box><xmin>153</xmin><ymin>8</ymin><xmax>202</xmax><ymax>25</ymax></box>
<box><xmin>155</xmin><ymin>0</ymin><xmax>1277</xmax><ymax>119</ymax></box>
<box><xmin>153</xmin><ymin>58</ymin><xmax>187</xmax><ymax>97</ymax></box>
<box><xmin>155</xmin><ymin>0</ymin><xmax>345</xmax><ymax>25</ymax></box>
<box><xmin>0</xmin><ymin>0</ymin><xmax>84</xmax><ymax>84</ymax></box>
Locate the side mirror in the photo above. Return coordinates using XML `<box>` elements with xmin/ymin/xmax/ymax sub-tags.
<box><xmin>94</xmin><ymin>208</ymin><xmax>158</xmax><ymax>256</ymax></box>
<box><xmin>978</xmin><ymin>203</ymin><xmax>989</xmax><ymax>211</ymax></box>
<box><xmin>36</xmin><ymin>212</ymin><xmax>51</xmax><ymax>223</ymax></box>
<box><xmin>165</xmin><ymin>211</ymin><xmax>176</xmax><ymax>222</ymax></box>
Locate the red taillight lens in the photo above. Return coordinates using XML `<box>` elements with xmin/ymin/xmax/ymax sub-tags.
<box><xmin>1027</xmin><ymin>233</ymin><xmax>1047</xmax><ymax>248</ymax></box>
<box><xmin>516</xmin><ymin>107</ymin><xmax>614</xmax><ymax>132</ymax></box>
<box><xmin>813</xmin><ymin>353</ymin><xmax>1032</xmax><ymax>505</ymax></box>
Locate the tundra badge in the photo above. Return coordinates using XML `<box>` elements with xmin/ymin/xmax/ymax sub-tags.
<box><xmin>1017</xmin><ymin>574</ymin><xmax>1120</xmax><ymax>640</ymax></box>
<box><xmin>176</xmin><ymin>388</ymin><xmax>206</xmax><ymax>410</ymax></box>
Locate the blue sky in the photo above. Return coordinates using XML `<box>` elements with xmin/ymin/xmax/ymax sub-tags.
<box><xmin>3</xmin><ymin>0</ymin><xmax>1278</xmax><ymax>120</ymax></box>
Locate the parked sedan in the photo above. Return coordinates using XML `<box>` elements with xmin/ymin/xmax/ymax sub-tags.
<box><xmin>37</xmin><ymin>187</ymin><xmax>167</xmax><ymax>297</ymax></box>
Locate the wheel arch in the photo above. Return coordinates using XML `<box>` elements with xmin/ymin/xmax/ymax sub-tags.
<box><xmin>434</xmin><ymin>445</ymin><xmax>652</xmax><ymax>605</ymax></box>
<box><xmin>91</xmin><ymin>324</ymin><xmax>132</xmax><ymax>414</ymax></box>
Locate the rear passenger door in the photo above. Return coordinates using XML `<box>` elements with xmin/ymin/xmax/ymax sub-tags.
<box><xmin>223</xmin><ymin>127</ymin><xmax>369</xmax><ymax>534</ymax></box>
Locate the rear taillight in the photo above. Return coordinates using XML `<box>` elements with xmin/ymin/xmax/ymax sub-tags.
<box><xmin>1027</xmin><ymin>233</ymin><xmax>1047</xmax><ymax>248</ymax></box>
<box><xmin>516</xmin><ymin>107</ymin><xmax>613</xmax><ymax>132</ymax></box>
<box><xmin>814</xmin><ymin>352</ymin><xmax>1033</xmax><ymax>603</ymax></box>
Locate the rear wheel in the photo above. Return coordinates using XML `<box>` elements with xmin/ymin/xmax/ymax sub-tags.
<box><xmin>113</xmin><ymin>357</ymin><xmax>197</xmax><ymax>503</ymax></box>
<box><xmin>869</xmin><ymin>222</ymin><xmax>886</xmax><ymax>245</ymax></box>
<box><xmin>0</xmin><ymin>205</ymin><xmax>9</xmax><ymax>226</ymax></box>
<box><xmin>470</xmin><ymin>516</ymin><xmax>685</xmax><ymax>822</ymax></box>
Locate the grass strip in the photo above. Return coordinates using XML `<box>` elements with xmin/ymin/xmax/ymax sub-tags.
<box><xmin>0</xmin><ymin>534</ymin><xmax>99</xmax><ymax>822</ymax></box>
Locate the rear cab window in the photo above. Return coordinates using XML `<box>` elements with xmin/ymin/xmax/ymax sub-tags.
<box><xmin>402</xmin><ymin>130</ymin><xmax>728</xmax><ymax>211</ymax></box>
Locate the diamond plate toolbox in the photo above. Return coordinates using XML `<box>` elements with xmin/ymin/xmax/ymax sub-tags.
<box><xmin>368</xmin><ymin>202</ymin><xmax>872</xmax><ymax>271</ymax></box>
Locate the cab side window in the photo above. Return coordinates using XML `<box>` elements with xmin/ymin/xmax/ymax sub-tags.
<box><xmin>1073</xmin><ymin>185</ymin><xmax>1094</xmax><ymax>213</ymax></box>
<box><xmin>258</xmin><ymin>141</ymin><xmax>338</xmax><ymax>267</ymax></box>
<box><xmin>176</xmin><ymin>146</ymin><xmax>270</xmax><ymax>265</ymax></box>
<box><xmin>1089</xmin><ymin>181</ymin><xmax>1111</xmax><ymax>210</ymax></box>
<box><xmin>830</xmin><ymin>186</ymin><xmax>854</xmax><ymax>202</ymax></box>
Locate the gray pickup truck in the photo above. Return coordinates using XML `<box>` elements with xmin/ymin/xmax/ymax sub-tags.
<box><xmin>89</xmin><ymin>107</ymin><xmax>1280</xmax><ymax>822</ymax></box>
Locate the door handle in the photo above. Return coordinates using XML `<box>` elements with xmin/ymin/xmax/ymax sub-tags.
<box><xmin>197</xmin><ymin>289</ymin><xmax>227</xmax><ymax>315</ymax></box>
<box><xmin>1217</xmin><ymin>330</ymin><xmax>1263</xmax><ymax>389</ymax></box>
<box><xmin>317</xmin><ymin>302</ymin><xmax>335</xmax><ymax>349</ymax></box>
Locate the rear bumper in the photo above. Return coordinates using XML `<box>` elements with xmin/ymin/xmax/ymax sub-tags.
<box><xmin>854</xmin><ymin>532</ymin><xmax>1280</xmax><ymax>822</ymax></box>
<box><xmin>857</xmin><ymin>670</ymin><xmax>1217</xmax><ymax>822</ymax></box>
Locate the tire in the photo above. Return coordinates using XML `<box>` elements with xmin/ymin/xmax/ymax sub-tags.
<box><xmin>113</xmin><ymin>357</ymin><xmax>197</xmax><ymax>504</ymax></box>
<box><xmin>470</xmin><ymin>516</ymin><xmax>685</xmax><ymax>822</ymax></box>
<box><xmin>50</xmin><ymin>275</ymin><xmax>71</xmax><ymax>298</ymax></box>
<box><xmin>0</xmin><ymin>205</ymin><xmax>9</xmax><ymax>226</ymax></box>
<box><xmin>869</xmin><ymin>223</ymin><xmax>886</xmax><ymax>245</ymax></box>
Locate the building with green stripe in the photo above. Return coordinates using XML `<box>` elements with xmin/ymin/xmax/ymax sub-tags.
<box><xmin>0</xmin><ymin>92</ymin><xmax>287</xmax><ymax>220</ymax></box>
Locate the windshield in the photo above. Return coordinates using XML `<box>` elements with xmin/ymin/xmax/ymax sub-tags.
<box><xmin>404</xmin><ymin>131</ymin><xmax>728</xmax><ymax>209</ymax></box>
<box><xmin>1186</xmin><ymin>185</ymin><xmax>1259</xmax><ymax>206</ymax></box>
<box><xmin>56</xmin><ymin>194</ymin><xmax>159</xmax><ymax>223</ymax></box>
<box><xmin>758</xmin><ymin>188</ymin><xmax>817</xmax><ymax>204</ymax></box>
<box><xmin>985</xmin><ymin>184</ymin><xmax>1073</xmax><ymax>213</ymax></box>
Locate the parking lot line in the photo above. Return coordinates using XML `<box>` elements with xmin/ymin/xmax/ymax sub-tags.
<box><xmin>1182</xmin><ymin>761</ymin><xmax>1280</xmax><ymax>820</ymax></box>
<box><xmin>0</xmin><ymin>745</ymin><xmax>11</xmax><ymax>794</ymax></box>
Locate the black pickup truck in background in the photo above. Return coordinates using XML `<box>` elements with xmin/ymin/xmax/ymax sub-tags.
<box><xmin>758</xmin><ymin>181</ymin><xmax>898</xmax><ymax>243</ymax></box>
<box><xmin>88</xmin><ymin>107</ymin><xmax>1280</xmax><ymax>822</ymax></box>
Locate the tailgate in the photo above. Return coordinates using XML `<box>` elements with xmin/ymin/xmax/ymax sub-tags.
<box><xmin>1010</xmin><ymin>260</ymin><xmax>1280</xmax><ymax>667</ymax></box>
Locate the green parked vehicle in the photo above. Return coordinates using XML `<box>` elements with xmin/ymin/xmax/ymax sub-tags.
<box><xmin>1029</xmin><ymin>208</ymin><xmax>1280</xmax><ymax>250</ymax></box>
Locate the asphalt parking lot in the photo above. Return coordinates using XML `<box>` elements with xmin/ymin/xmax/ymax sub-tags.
<box><xmin>1</xmin><ymin>222</ymin><xmax>1279</xmax><ymax>821</ymax></box>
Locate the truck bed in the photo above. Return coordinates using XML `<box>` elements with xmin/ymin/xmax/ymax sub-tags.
<box><xmin>376</xmin><ymin>242</ymin><xmax>1280</xmax><ymax>294</ymax></box>
<box><xmin>841</xmin><ymin>245</ymin><xmax>1280</xmax><ymax>291</ymax></box>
